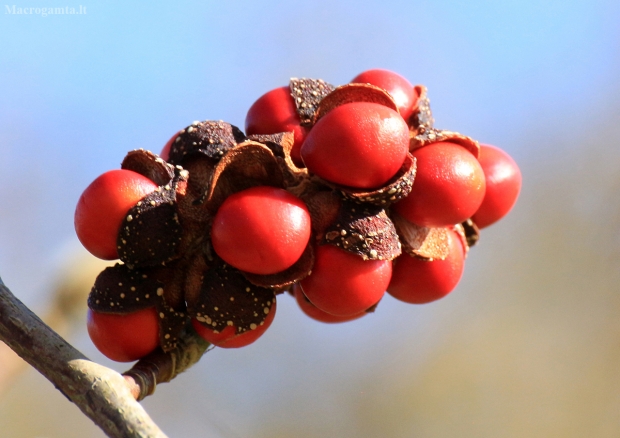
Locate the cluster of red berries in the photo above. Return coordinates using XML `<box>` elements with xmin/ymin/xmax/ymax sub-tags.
<box><xmin>75</xmin><ymin>69</ymin><xmax>521</xmax><ymax>362</ymax></box>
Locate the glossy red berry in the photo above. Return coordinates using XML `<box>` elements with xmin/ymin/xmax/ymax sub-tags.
<box><xmin>245</xmin><ymin>86</ymin><xmax>307</xmax><ymax>167</ymax></box>
<box><xmin>191</xmin><ymin>300</ymin><xmax>276</xmax><ymax>348</ymax></box>
<box><xmin>351</xmin><ymin>69</ymin><xmax>417</xmax><ymax>120</ymax></box>
<box><xmin>301</xmin><ymin>102</ymin><xmax>409</xmax><ymax>189</ymax></box>
<box><xmin>87</xmin><ymin>307</ymin><xmax>160</xmax><ymax>362</ymax></box>
<box><xmin>387</xmin><ymin>228</ymin><xmax>465</xmax><ymax>304</ymax></box>
<box><xmin>472</xmin><ymin>144</ymin><xmax>522</xmax><ymax>228</ymax></box>
<box><xmin>300</xmin><ymin>244</ymin><xmax>391</xmax><ymax>316</ymax></box>
<box><xmin>211</xmin><ymin>186</ymin><xmax>312</xmax><ymax>275</ymax></box>
<box><xmin>392</xmin><ymin>142</ymin><xmax>486</xmax><ymax>227</ymax></box>
<box><xmin>293</xmin><ymin>283</ymin><xmax>366</xmax><ymax>323</ymax></box>
<box><xmin>75</xmin><ymin>169</ymin><xmax>159</xmax><ymax>260</ymax></box>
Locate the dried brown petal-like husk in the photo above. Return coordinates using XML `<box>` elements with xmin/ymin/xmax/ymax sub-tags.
<box><xmin>315</xmin><ymin>83</ymin><xmax>399</xmax><ymax>122</ymax></box>
<box><xmin>460</xmin><ymin>218</ymin><xmax>480</xmax><ymax>249</ymax></box>
<box><xmin>248</xmin><ymin>132</ymin><xmax>308</xmax><ymax>187</ymax></box>
<box><xmin>88</xmin><ymin>264</ymin><xmax>163</xmax><ymax>314</ymax></box>
<box><xmin>117</xmin><ymin>182</ymin><xmax>183</xmax><ymax>267</ymax></box>
<box><xmin>289</xmin><ymin>78</ymin><xmax>336</xmax><ymax>125</ymax></box>
<box><xmin>121</xmin><ymin>149</ymin><xmax>175</xmax><ymax>186</ymax></box>
<box><xmin>390</xmin><ymin>213</ymin><xmax>451</xmax><ymax>261</ymax></box>
<box><xmin>205</xmin><ymin>141</ymin><xmax>285</xmax><ymax>212</ymax></box>
<box><xmin>167</xmin><ymin>120</ymin><xmax>246</xmax><ymax>165</ymax></box>
<box><xmin>408</xmin><ymin>85</ymin><xmax>433</xmax><ymax>133</ymax></box>
<box><xmin>330</xmin><ymin>154</ymin><xmax>416</xmax><ymax>207</ymax></box>
<box><xmin>322</xmin><ymin>201</ymin><xmax>401</xmax><ymax>261</ymax></box>
<box><xmin>242</xmin><ymin>243</ymin><xmax>314</xmax><ymax>289</ymax></box>
<box><xmin>410</xmin><ymin>128</ymin><xmax>481</xmax><ymax>158</ymax></box>
<box><xmin>189</xmin><ymin>264</ymin><xmax>276</xmax><ymax>334</ymax></box>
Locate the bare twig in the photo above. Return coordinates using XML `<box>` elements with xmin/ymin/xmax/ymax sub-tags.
<box><xmin>0</xmin><ymin>275</ymin><xmax>167</xmax><ymax>438</ymax></box>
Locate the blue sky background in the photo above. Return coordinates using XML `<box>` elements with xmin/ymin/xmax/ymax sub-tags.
<box><xmin>1</xmin><ymin>1</ymin><xmax>620</xmax><ymax>437</ymax></box>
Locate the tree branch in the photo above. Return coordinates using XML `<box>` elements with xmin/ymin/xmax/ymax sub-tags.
<box><xmin>0</xmin><ymin>275</ymin><xmax>168</xmax><ymax>438</ymax></box>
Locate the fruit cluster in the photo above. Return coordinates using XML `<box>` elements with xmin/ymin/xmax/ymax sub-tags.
<box><xmin>75</xmin><ymin>69</ymin><xmax>521</xmax><ymax>362</ymax></box>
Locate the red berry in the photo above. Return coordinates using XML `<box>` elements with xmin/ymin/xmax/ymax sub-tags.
<box><xmin>300</xmin><ymin>244</ymin><xmax>391</xmax><ymax>316</ymax></box>
<box><xmin>87</xmin><ymin>307</ymin><xmax>160</xmax><ymax>362</ymax></box>
<box><xmin>392</xmin><ymin>142</ymin><xmax>486</xmax><ymax>227</ymax></box>
<box><xmin>351</xmin><ymin>69</ymin><xmax>417</xmax><ymax>120</ymax></box>
<box><xmin>301</xmin><ymin>102</ymin><xmax>409</xmax><ymax>189</ymax></box>
<box><xmin>472</xmin><ymin>144</ymin><xmax>522</xmax><ymax>228</ymax></box>
<box><xmin>75</xmin><ymin>169</ymin><xmax>159</xmax><ymax>260</ymax></box>
<box><xmin>293</xmin><ymin>283</ymin><xmax>366</xmax><ymax>323</ymax></box>
<box><xmin>387</xmin><ymin>228</ymin><xmax>465</xmax><ymax>304</ymax></box>
<box><xmin>211</xmin><ymin>186</ymin><xmax>312</xmax><ymax>275</ymax></box>
<box><xmin>191</xmin><ymin>299</ymin><xmax>276</xmax><ymax>348</ymax></box>
<box><xmin>245</xmin><ymin>86</ymin><xmax>307</xmax><ymax>167</ymax></box>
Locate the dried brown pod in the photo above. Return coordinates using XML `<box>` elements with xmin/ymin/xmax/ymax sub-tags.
<box><xmin>314</xmin><ymin>83</ymin><xmax>399</xmax><ymax>122</ymax></box>
<box><xmin>408</xmin><ymin>85</ymin><xmax>433</xmax><ymax>133</ymax></box>
<box><xmin>121</xmin><ymin>149</ymin><xmax>175</xmax><ymax>186</ymax></box>
<box><xmin>242</xmin><ymin>243</ymin><xmax>314</xmax><ymax>289</ymax></box>
<box><xmin>167</xmin><ymin>120</ymin><xmax>246</xmax><ymax>165</ymax></box>
<box><xmin>88</xmin><ymin>263</ymin><xmax>188</xmax><ymax>352</ymax></box>
<box><xmin>205</xmin><ymin>141</ymin><xmax>285</xmax><ymax>212</ymax></box>
<box><xmin>117</xmin><ymin>169</ymin><xmax>188</xmax><ymax>267</ymax></box>
<box><xmin>460</xmin><ymin>218</ymin><xmax>480</xmax><ymax>249</ymax></box>
<box><xmin>248</xmin><ymin>132</ymin><xmax>308</xmax><ymax>187</ymax></box>
<box><xmin>188</xmin><ymin>263</ymin><xmax>276</xmax><ymax>335</ymax></box>
<box><xmin>390</xmin><ymin>212</ymin><xmax>451</xmax><ymax>261</ymax></box>
<box><xmin>289</xmin><ymin>78</ymin><xmax>336</xmax><ymax>125</ymax></box>
<box><xmin>410</xmin><ymin>128</ymin><xmax>481</xmax><ymax>158</ymax></box>
<box><xmin>330</xmin><ymin>154</ymin><xmax>417</xmax><ymax>207</ymax></box>
<box><xmin>322</xmin><ymin>201</ymin><xmax>401</xmax><ymax>261</ymax></box>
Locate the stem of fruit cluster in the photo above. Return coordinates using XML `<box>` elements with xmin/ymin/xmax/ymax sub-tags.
<box><xmin>123</xmin><ymin>330</ymin><xmax>211</xmax><ymax>400</ymax></box>
<box><xmin>0</xmin><ymin>275</ymin><xmax>167</xmax><ymax>438</ymax></box>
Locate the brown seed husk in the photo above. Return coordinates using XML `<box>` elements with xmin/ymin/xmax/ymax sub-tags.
<box><xmin>157</xmin><ymin>300</ymin><xmax>190</xmax><ymax>352</ymax></box>
<box><xmin>330</xmin><ymin>154</ymin><xmax>417</xmax><ymax>207</ymax></box>
<box><xmin>167</xmin><ymin>120</ymin><xmax>246</xmax><ymax>165</ymax></box>
<box><xmin>460</xmin><ymin>218</ymin><xmax>480</xmax><ymax>249</ymax></box>
<box><xmin>299</xmin><ymin>189</ymin><xmax>342</xmax><ymax>239</ymax></box>
<box><xmin>289</xmin><ymin>78</ymin><xmax>336</xmax><ymax>125</ymax></box>
<box><xmin>242</xmin><ymin>243</ymin><xmax>314</xmax><ymax>289</ymax></box>
<box><xmin>410</xmin><ymin>128</ymin><xmax>481</xmax><ymax>159</ymax></box>
<box><xmin>188</xmin><ymin>263</ymin><xmax>276</xmax><ymax>334</ymax></box>
<box><xmin>390</xmin><ymin>213</ymin><xmax>451</xmax><ymax>260</ymax></box>
<box><xmin>88</xmin><ymin>263</ymin><xmax>163</xmax><ymax>314</ymax></box>
<box><xmin>248</xmin><ymin>132</ymin><xmax>308</xmax><ymax>187</ymax></box>
<box><xmin>322</xmin><ymin>201</ymin><xmax>401</xmax><ymax>261</ymax></box>
<box><xmin>121</xmin><ymin>149</ymin><xmax>176</xmax><ymax>186</ymax></box>
<box><xmin>117</xmin><ymin>181</ymin><xmax>183</xmax><ymax>267</ymax></box>
<box><xmin>205</xmin><ymin>141</ymin><xmax>285</xmax><ymax>212</ymax></box>
<box><xmin>314</xmin><ymin>83</ymin><xmax>399</xmax><ymax>122</ymax></box>
<box><xmin>408</xmin><ymin>85</ymin><xmax>434</xmax><ymax>133</ymax></box>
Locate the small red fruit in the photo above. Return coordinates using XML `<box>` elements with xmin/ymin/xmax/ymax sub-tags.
<box><xmin>191</xmin><ymin>300</ymin><xmax>277</xmax><ymax>348</ymax></box>
<box><xmin>351</xmin><ymin>69</ymin><xmax>417</xmax><ymax>120</ymax></box>
<box><xmin>387</xmin><ymin>228</ymin><xmax>465</xmax><ymax>304</ymax></box>
<box><xmin>293</xmin><ymin>283</ymin><xmax>366</xmax><ymax>323</ymax></box>
<box><xmin>300</xmin><ymin>244</ymin><xmax>391</xmax><ymax>316</ymax></box>
<box><xmin>393</xmin><ymin>142</ymin><xmax>486</xmax><ymax>227</ymax></box>
<box><xmin>75</xmin><ymin>169</ymin><xmax>159</xmax><ymax>260</ymax></box>
<box><xmin>472</xmin><ymin>144</ymin><xmax>522</xmax><ymax>228</ymax></box>
<box><xmin>211</xmin><ymin>186</ymin><xmax>312</xmax><ymax>275</ymax></box>
<box><xmin>245</xmin><ymin>86</ymin><xmax>307</xmax><ymax>167</ymax></box>
<box><xmin>87</xmin><ymin>307</ymin><xmax>160</xmax><ymax>362</ymax></box>
<box><xmin>301</xmin><ymin>102</ymin><xmax>409</xmax><ymax>189</ymax></box>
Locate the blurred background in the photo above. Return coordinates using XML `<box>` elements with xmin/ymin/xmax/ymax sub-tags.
<box><xmin>1</xmin><ymin>0</ymin><xmax>619</xmax><ymax>436</ymax></box>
